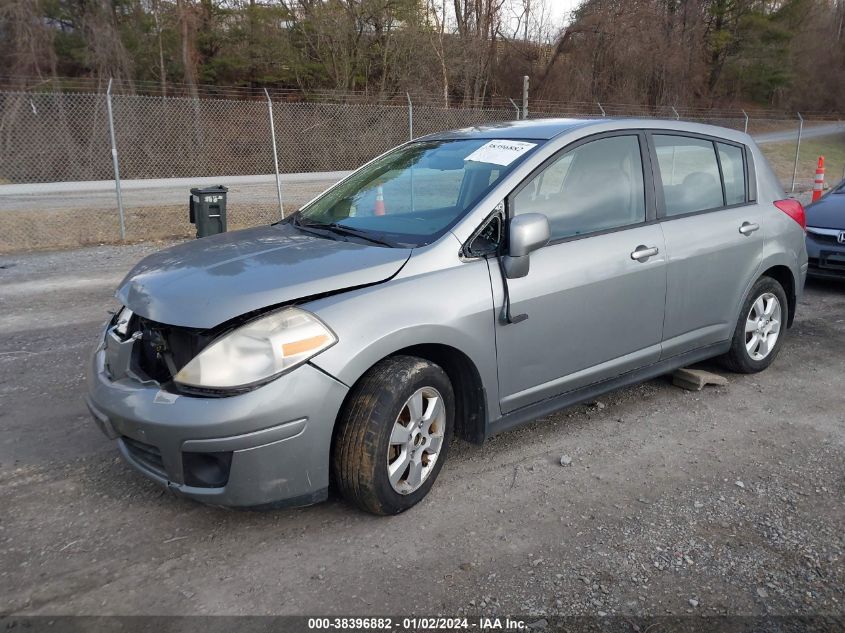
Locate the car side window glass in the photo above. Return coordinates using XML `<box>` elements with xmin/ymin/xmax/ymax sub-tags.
<box><xmin>718</xmin><ymin>143</ymin><xmax>746</xmax><ymax>205</ymax></box>
<box><xmin>512</xmin><ymin>135</ymin><xmax>645</xmax><ymax>240</ymax></box>
<box><xmin>654</xmin><ymin>135</ymin><xmax>724</xmax><ymax>215</ymax></box>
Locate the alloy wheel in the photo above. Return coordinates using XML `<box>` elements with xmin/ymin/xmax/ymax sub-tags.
<box><xmin>745</xmin><ymin>292</ymin><xmax>782</xmax><ymax>361</ymax></box>
<box><xmin>387</xmin><ymin>387</ymin><xmax>446</xmax><ymax>495</ymax></box>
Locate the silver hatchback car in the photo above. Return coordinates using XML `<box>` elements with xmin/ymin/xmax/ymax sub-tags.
<box><xmin>86</xmin><ymin>119</ymin><xmax>808</xmax><ymax>514</ymax></box>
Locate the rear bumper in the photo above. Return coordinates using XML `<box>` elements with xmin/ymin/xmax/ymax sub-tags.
<box><xmin>86</xmin><ymin>340</ymin><xmax>348</xmax><ymax>508</ymax></box>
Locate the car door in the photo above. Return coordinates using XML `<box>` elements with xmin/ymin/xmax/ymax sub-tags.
<box><xmin>648</xmin><ymin>133</ymin><xmax>763</xmax><ymax>358</ymax></box>
<box><xmin>492</xmin><ymin>132</ymin><xmax>668</xmax><ymax>414</ymax></box>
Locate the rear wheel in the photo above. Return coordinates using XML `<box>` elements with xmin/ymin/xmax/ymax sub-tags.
<box><xmin>332</xmin><ymin>355</ymin><xmax>454</xmax><ymax>515</ymax></box>
<box><xmin>723</xmin><ymin>276</ymin><xmax>788</xmax><ymax>373</ymax></box>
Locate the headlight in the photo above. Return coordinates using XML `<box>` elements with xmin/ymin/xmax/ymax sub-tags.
<box><xmin>174</xmin><ymin>307</ymin><xmax>337</xmax><ymax>389</ymax></box>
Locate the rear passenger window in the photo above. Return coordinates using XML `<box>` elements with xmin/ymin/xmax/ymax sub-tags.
<box><xmin>512</xmin><ymin>135</ymin><xmax>645</xmax><ymax>240</ymax></box>
<box><xmin>654</xmin><ymin>135</ymin><xmax>723</xmax><ymax>216</ymax></box>
<box><xmin>718</xmin><ymin>143</ymin><xmax>746</xmax><ymax>205</ymax></box>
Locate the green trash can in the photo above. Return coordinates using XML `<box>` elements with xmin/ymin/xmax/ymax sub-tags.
<box><xmin>189</xmin><ymin>185</ymin><xmax>228</xmax><ymax>238</ymax></box>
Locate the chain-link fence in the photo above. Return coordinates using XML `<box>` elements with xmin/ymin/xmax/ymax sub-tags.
<box><xmin>1</xmin><ymin>89</ymin><xmax>843</xmax><ymax>253</ymax></box>
<box><xmin>0</xmin><ymin>92</ymin><xmax>518</xmax><ymax>181</ymax></box>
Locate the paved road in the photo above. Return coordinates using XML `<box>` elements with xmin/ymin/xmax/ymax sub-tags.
<box><xmin>0</xmin><ymin>172</ymin><xmax>352</xmax><ymax>213</ymax></box>
<box><xmin>753</xmin><ymin>121</ymin><xmax>845</xmax><ymax>144</ymax></box>
<box><xmin>0</xmin><ymin>245</ymin><xmax>843</xmax><ymax>618</ymax></box>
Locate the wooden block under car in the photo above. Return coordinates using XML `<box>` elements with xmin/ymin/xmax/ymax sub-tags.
<box><xmin>672</xmin><ymin>367</ymin><xmax>729</xmax><ymax>392</ymax></box>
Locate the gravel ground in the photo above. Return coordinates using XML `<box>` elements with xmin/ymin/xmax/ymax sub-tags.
<box><xmin>0</xmin><ymin>242</ymin><xmax>843</xmax><ymax>621</ymax></box>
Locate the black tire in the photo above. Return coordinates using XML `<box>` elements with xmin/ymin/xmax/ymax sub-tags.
<box><xmin>332</xmin><ymin>355</ymin><xmax>454</xmax><ymax>515</ymax></box>
<box><xmin>722</xmin><ymin>276</ymin><xmax>789</xmax><ymax>374</ymax></box>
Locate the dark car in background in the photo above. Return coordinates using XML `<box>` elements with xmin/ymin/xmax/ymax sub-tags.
<box><xmin>806</xmin><ymin>180</ymin><xmax>845</xmax><ymax>279</ymax></box>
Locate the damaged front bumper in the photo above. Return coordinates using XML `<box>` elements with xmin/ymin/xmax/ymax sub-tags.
<box><xmin>85</xmin><ymin>328</ymin><xmax>348</xmax><ymax>508</ymax></box>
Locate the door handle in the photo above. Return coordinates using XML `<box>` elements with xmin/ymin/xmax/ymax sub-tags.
<box><xmin>631</xmin><ymin>245</ymin><xmax>659</xmax><ymax>261</ymax></box>
<box><xmin>739</xmin><ymin>222</ymin><xmax>760</xmax><ymax>236</ymax></box>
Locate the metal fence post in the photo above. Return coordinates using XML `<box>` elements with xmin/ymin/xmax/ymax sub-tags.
<box><xmin>508</xmin><ymin>97</ymin><xmax>521</xmax><ymax>120</ymax></box>
<box><xmin>671</xmin><ymin>106</ymin><xmax>680</xmax><ymax>120</ymax></box>
<box><xmin>105</xmin><ymin>79</ymin><xmax>126</xmax><ymax>241</ymax></box>
<box><xmin>522</xmin><ymin>76</ymin><xmax>529</xmax><ymax>120</ymax></box>
<box><xmin>407</xmin><ymin>93</ymin><xmax>414</xmax><ymax>140</ymax></box>
<box><xmin>264</xmin><ymin>88</ymin><xmax>285</xmax><ymax>220</ymax></box>
<box><xmin>406</xmin><ymin>93</ymin><xmax>416</xmax><ymax>211</ymax></box>
<box><xmin>742</xmin><ymin>109</ymin><xmax>749</xmax><ymax>134</ymax></box>
<box><xmin>791</xmin><ymin>112</ymin><xmax>804</xmax><ymax>193</ymax></box>
<box><xmin>597</xmin><ymin>102</ymin><xmax>606</xmax><ymax>117</ymax></box>
<box><xmin>191</xmin><ymin>95</ymin><xmax>203</xmax><ymax>152</ymax></box>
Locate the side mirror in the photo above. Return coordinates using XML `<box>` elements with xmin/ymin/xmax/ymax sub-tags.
<box><xmin>502</xmin><ymin>213</ymin><xmax>551</xmax><ymax>279</ymax></box>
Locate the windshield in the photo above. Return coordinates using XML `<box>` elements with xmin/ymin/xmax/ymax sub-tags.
<box><xmin>293</xmin><ymin>138</ymin><xmax>542</xmax><ymax>247</ymax></box>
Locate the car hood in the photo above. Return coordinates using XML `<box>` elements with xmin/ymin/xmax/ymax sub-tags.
<box><xmin>806</xmin><ymin>194</ymin><xmax>845</xmax><ymax>229</ymax></box>
<box><xmin>116</xmin><ymin>223</ymin><xmax>412</xmax><ymax>328</ymax></box>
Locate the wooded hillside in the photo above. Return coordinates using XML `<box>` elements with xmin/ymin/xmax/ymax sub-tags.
<box><xmin>1</xmin><ymin>0</ymin><xmax>844</xmax><ymax>110</ymax></box>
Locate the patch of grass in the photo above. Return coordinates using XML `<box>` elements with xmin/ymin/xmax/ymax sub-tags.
<box><xmin>0</xmin><ymin>203</ymin><xmax>285</xmax><ymax>254</ymax></box>
<box><xmin>759</xmin><ymin>133</ymin><xmax>845</xmax><ymax>192</ymax></box>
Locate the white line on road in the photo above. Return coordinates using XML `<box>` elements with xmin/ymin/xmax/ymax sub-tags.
<box><xmin>0</xmin><ymin>275</ymin><xmax>123</xmax><ymax>297</ymax></box>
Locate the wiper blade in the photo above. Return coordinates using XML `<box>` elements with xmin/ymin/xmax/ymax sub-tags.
<box><xmin>299</xmin><ymin>221</ymin><xmax>394</xmax><ymax>247</ymax></box>
<box><xmin>291</xmin><ymin>218</ymin><xmax>340</xmax><ymax>241</ymax></box>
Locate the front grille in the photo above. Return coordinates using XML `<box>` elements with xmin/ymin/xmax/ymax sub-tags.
<box><xmin>122</xmin><ymin>436</ymin><xmax>167</xmax><ymax>478</ymax></box>
<box><xmin>808</xmin><ymin>231</ymin><xmax>843</xmax><ymax>246</ymax></box>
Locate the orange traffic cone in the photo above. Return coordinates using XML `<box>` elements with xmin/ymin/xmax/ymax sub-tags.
<box><xmin>812</xmin><ymin>156</ymin><xmax>825</xmax><ymax>202</ymax></box>
<box><xmin>374</xmin><ymin>184</ymin><xmax>386</xmax><ymax>216</ymax></box>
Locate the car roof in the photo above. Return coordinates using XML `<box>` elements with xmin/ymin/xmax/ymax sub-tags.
<box><xmin>421</xmin><ymin>118</ymin><xmax>596</xmax><ymax>141</ymax></box>
<box><xmin>421</xmin><ymin>117</ymin><xmax>750</xmax><ymax>144</ymax></box>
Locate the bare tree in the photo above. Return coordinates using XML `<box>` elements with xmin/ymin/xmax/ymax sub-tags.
<box><xmin>80</xmin><ymin>0</ymin><xmax>135</xmax><ymax>88</ymax></box>
<box><xmin>152</xmin><ymin>0</ymin><xmax>168</xmax><ymax>95</ymax></box>
<box><xmin>451</xmin><ymin>0</ymin><xmax>509</xmax><ymax>104</ymax></box>
<box><xmin>177</xmin><ymin>0</ymin><xmax>200</xmax><ymax>99</ymax></box>
<box><xmin>426</xmin><ymin>0</ymin><xmax>451</xmax><ymax>105</ymax></box>
<box><xmin>0</xmin><ymin>0</ymin><xmax>58</xmax><ymax>82</ymax></box>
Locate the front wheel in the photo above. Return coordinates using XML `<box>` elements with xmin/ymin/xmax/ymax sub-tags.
<box><xmin>332</xmin><ymin>355</ymin><xmax>454</xmax><ymax>515</ymax></box>
<box><xmin>722</xmin><ymin>276</ymin><xmax>788</xmax><ymax>373</ymax></box>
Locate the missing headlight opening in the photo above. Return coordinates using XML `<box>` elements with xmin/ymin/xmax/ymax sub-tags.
<box><xmin>130</xmin><ymin>318</ymin><xmax>213</xmax><ymax>387</ymax></box>
<box><xmin>112</xmin><ymin>306</ymin><xmax>337</xmax><ymax>397</ymax></box>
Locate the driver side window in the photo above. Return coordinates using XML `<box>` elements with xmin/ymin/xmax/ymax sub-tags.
<box><xmin>512</xmin><ymin>135</ymin><xmax>646</xmax><ymax>240</ymax></box>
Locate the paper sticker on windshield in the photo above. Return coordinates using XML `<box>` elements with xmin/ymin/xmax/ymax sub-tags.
<box><xmin>464</xmin><ymin>140</ymin><xmax>537</xmax><ymax>166</ymax></box>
